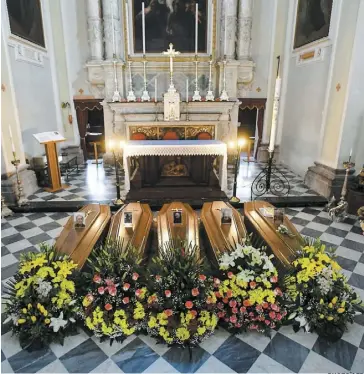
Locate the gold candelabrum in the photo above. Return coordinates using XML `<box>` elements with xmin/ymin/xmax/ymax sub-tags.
<box><xmin>327</xmin><ymin>157</ymin><xmax>355</xmax><ymax>222</ymax></box>
<box><xmin>1</xmin><ymin>194</ymin><xmax>13</xmax><ymax>217</ymax></box>
<box><xmin>11</xmin><ymin>151</ymin><xmax>27</xmax><ymax>206</ymax></box>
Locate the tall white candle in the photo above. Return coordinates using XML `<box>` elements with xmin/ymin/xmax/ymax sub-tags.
<box><xmin>195</xmin><ymin>3</ymin><xmax>198</xmax><ymax>55</ymax></box>
<box><xmin>170</xmin><ymin>56</ymin><xmax>173</xmax><ymax>73</ymax></box>
<box><xmin>186</xmin><ymin>79</ymin><xmax>189</xmax><ymax>102</ymax></box>
<box><xmin>349</xmin><ymin>148</ymin><xmax>353</xmax><ymax>157</ymax></box>
<box><xmin>268</xmin><ymin>77</ymin><xmax>282</xmax><ymax>153</ymax></box>
<box><xmin>125</xmin><ymin>2</ymin><xmax>130</xmax><ymax>54</ymax></box>
<box><xmin>224</xmin><ymin>12</ymin><xmax>227</xmax><ymax>56</ymax></box>
<box><xmin>211</xmin><ymin>0</ymin><xmax>214</xmax><ymax>58</ymax></box>
<box><xmin>8</xmin><ymin>125</ymin><xmax>15</xmax><ymax>152</ymax></box>
<box><xmin>155</xmin><ymin>78</ymin><xmax>157</xmax><ymax>102</ymax></box>
<box><xmin>142</xmin><ymin>2</ymin><xmax>146</xmax><ymax>54</ymax></box>
<box><xmin>111</xmin><ymin>2</ymin><xmax>116</xmax><ymax>55</ymax></box>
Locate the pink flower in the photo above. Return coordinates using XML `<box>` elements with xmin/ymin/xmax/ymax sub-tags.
<box><xmin>185</xmin><ymin>301</ymin><xmax>193</xmax><ymax>309</ymax></box>
<box><xmin>274</xmin><ymin>287</ymin><xmax>283</xmax><ymax>296</ymax></box>
<box><xmin>270</xmin><ymin>276</ymin><xmax>278</xmax><ymax>283</ymax></box>
<box><xmin>232</xmin><ymin>307</ymin><xmax>238</xmax><ymax>314</ymax></box>
<box><xmin>229</xmin><ymin>300</ymin><xmax>237</xmax><ymax>308</ymax></box>
<box><xmin>262</xmin><ymin>302</ymin><xmax>269</xmax><ymax>309</ymax></box>
<box><xmin>199</xmin><ymin>274</ymin><xmax>207</xmax><ymax>281</ymax></box>
<box><xmin>259</xmin><ymin>315</ymin><xmax>265</xmax><ymax>321</ymax></box>
<box><xmin>269</xmin><ymin>311</ymin><xmax>276</xmax><ymax>319</ymax></box>
<box><xmin>256</xmin><ymin>305</ymin><xmax>263</xmax><ymax>312</ymax></box>
<box><xmin>240</xmin><ymin>306</ymin><xmax>246</xmax><ymax>313</ymax></box>
<box><xmin>105</xmin><ymin>279</ymin><xmax>114</xmax><ymax>287</ymax></box>
<box><xmin>215</xmin><ymin>291</ymin><xmax>222</xmax><ymax>298</ymax></box>
<box><xmin>271</xmin><ymin>304</ymin><xmax>280</xmax><ymax>312</ymax></box>
<box><xmin>250</xmin><ymin>324</ymin><xmax>258</xmax><ymax>330</ymax></box>
<box><xmin>108</xmin><ymin>286</ymin><xmax>117</xmax><ymax>296</ymax></box>
<box><xmin>223</xmin><ymin>298</ymin><xmax>229</xmax><ymax>304</ymax></box>
<box><xmin>105</xmin><ymin>303</ymin><xmax>112</xmax><ymax>311</ymax></box>
<box><xmin>86</xmin><ymin>294</ymin><xmax>94</xmax><ymax>302</ymax></box>
<box><xmin>236</xmin><ymin>323</ymin><xmax>242</xmax><ymax>328</ymax></box>
<box><xmin>123</xmin><ymin>283</ymin><xmax>131</xmax><ymax>291</ymax></box>
<box><xmin>218</xmin><ymin>311</ymin><xmax>226</xmax><ymax>318</ymax></box>
<box><xmin>265</xmin><ymin>319</ymin><xmax>271</xmax><ymax>325</ymax></box>
<box><xmin>132</xmin><ymin>273</ymin><xmax>139</xmax><ymax>281</ymax></box>
<box><xmin>122</xmin><ymin>297</ymin><xmax>130</xmax><ymax>304</ymax></box>
<box><xmin>190</xmin><ymin>310</ymin><xmax>197</xmax><ymax>317</ymax></box>
<box><xmin>93</xmin><ymin>274</ymin><xmax>101</xmax><ymax>283</ymax></box>
<box><xmin>276</xmin><ymin>313</ymin><xmax>282</xmax><ymax>321</ymax></box>
<box><xmin>214</xmin><ymin>278</ymin><xmax>221</xmax><ymax>285</ymax></box>
<box><xmin>226</xmin><ymin>290</ymin><xmax>233</xmax><ymax>298</ymax></box>
<box><xmin>249</xmin><ymin>281</ymin><xmax>257</xmax><ymax>289</ymax></box>
<box><xmin>135</xmin><ymin>289</ymin><xmax>142</xmax><ymax>297</ymax></box>
<box><xmin>192</xmin><ymin>288</ymin><xmax>200</xmax><ymax>297</ymax></box>
<box><xmin>155</xmin><ymin>275</ymin><xmax>162</xmax><ymax>282</ymax></box>
<box><xmin>98</xmin><ymin>286</ymin><xmax>105</xmax><ymax>295</ymax></box>
<box><xmin>164</xmin><ymin>309</ymin><xmax>173</xmax><ymax>317</ymax></box>
<box><xmin>230</xmin><ymin>315</ymin><xmax>237</xmax><ymax>324</ymax></box>
<box><xmin>227</xmin><ymin>272</ymin><xmax>234</xmax><ymax>279</ymax></box>
<box><xmin>224</xmin><ymin>318</ymin><xmax>229</xmax><ymax>322</ymax></box>
<box><xmin>249</xmin><ymin>312</ymin><xmax>254</xmax><ymax>317</ymax></box>
<box><xmin>165</xmin><ymin>290</ymin><xmax>171</xmax><ymax>298</ymax></box>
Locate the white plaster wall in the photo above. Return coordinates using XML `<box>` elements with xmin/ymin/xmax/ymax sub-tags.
<box><xmin>279</xmin><ymin>48</ymin><xmax>332</xmax><ymax>176</ymax></box>
<box><xmin>246</xmin><ymin>0</ymin><xmax>275</xmax><ymax>98</ymax></box>
<box><xmin>8</xmin><ymin>49</ymin><xmax>59</xmax><ymax>158</ymax></box>
<box><xmin>61</xmin><ymin>0</ymin><xmax>90</xmax><ymax>96</ymax></box>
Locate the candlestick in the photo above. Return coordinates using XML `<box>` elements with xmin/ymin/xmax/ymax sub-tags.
<box><xmin>186</xmin><ymin>78</ymin><xmax>189</xmax><ymax>102</ymax></box>
<box><xmin>125</xmin><ymin>2</ymin><xmax>130</xmax><ymax>55</ymax></box>
<box><xmin>268</xmin><ymin>56</ymin><xmax>281</xmax><ymax>153</ymax></box>
<box><xmin>206</xmin><ymin>55</ymin><xmax>214</xmax><ymax>101</ymax></box>
<box><xmin>219</xmin><ymin>58</ymin><xmax>229</xmax><ymax>101</ymax></box>
<box><xmin>8</xmin><ymin>125</ymin><xmax>15</xmax><ymax>152</ymax></box>
<box><xmin>141</xmin><ymin>56</ymin><xmax>150</xmax><ymax>101</ymax></box>
<box><xmin>11</xmin><ymin>151</ymin><xmax>27</xmax><ymax>206</ymax></box>
<box><xmin>349</xmin><ymin>148</ymin><xmax>353</xmax><ymax>157</ymax></box>
<box><xmin>192</xmin><ymin>55</ymin><xmax>201</xmax><ymax>101</ymax></box>
<box><xmin>155</xmin><ymin>78</ymin><xmax>157</xmax><ymax>102</ymax></box>
<box><xmin>195</xmin><ymin>3</ymin><xmax>198</xmax><ymax>55</ymax></box>
<box><xmin>127</xmin><ymin>59</ymin><xmax>136</xmax><ymax>102</ymax></box>
<box><xmin>142</xmin><ymin>2</ymin><xmax>146</xmax><ymax>55</ymax></box>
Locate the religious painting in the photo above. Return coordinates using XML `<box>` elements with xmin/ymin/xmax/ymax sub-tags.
<box><xmin>6</xmin><ymin>0</ymin><xmax>45</xmax><ymax>48</ymax></box>
<box><xmin>132</xmin><ymin>0</ymin><xmax>208</xmax><ymax>54</ymax></box>
<box><xmin>293</xmin><ymin>0</ymin><xmax>333</xmax><ymax>49</ymax></box>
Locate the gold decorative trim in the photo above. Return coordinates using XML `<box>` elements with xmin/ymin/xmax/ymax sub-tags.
<box><xmin>123</xmin><ymin>0</ymin><xmax>217</xmax><ymax>62</ymax></box>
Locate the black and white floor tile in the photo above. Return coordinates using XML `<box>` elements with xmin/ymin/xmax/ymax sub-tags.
<box><xmin>2</xmin><ymin>206</ymin><xmax>364</xmax><ymax>372</ymax></box>
<box><xmin>25</xmin><ymin>158</ymin><xmax>319</xmax><ymax>203</ymax></box>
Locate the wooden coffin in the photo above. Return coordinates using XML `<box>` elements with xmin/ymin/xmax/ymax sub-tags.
<box><xmin>107</xmin><ymin>203</ymin><xmax>153</xmax><ymax>258</ymax></box>
<box><xmin>55</xmin><ymin>204</ymin><xmax>111</xmax><ymax>268</ymax></box>
<box><xmin>244</xmin><ymin>201</ymin><xmax>305</xmax><ymax>271</ymax></box>
<box><xmin>201</xmin><ymin>201</ymin><xmax>247</xmax><ymax>266</ymax></box>
<box><xmin>157</xmin><ymin>202</ymin><xmax>199</xmax><ymax>251</ymax></box>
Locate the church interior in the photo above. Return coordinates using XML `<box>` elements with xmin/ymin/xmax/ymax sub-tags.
<box><xmin>1</xmin><ymin>0</ymin><xmax>364</xmax><ymax>373</ymax></box>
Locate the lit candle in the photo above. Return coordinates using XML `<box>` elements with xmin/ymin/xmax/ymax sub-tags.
<box><xmin>155</xmin><ymin>78</ymin><xmax>157</xmax><ymax>102</ymax></box>
<box><xmin>109</xmin><ymin>140</ymin><xmax>115</xmax><ymax>151</ymax></box>
<box><xmin>186</xmin><ymin>78</ymin><xmax>189</xmax><ymax>102</ymax></box>
<box><xmin>268</xmin><ymin>76</ymin><xmax>282</xmax><ymax>153</ymax></box>
<box><xmin>142</xmin><ymin>2</ymin><xmax>146</xmax><ymax>55</ymax></box>
<box><xmin>111</xmin><ymin>2</ymin><xmax>116</xmax><ymax>56</ymax></box>
<box><xmin>195</xmin><ymin>3</ymin><xmax>198</xmax><ymax>55</ymax></box>
<box><xmin>8</xmin><ymin>125</ymin><xmax>15</xmax><ymax>152</ymax></box>
<box><xmin>120</xmin><ymin>140</ymin><xmax>125</xmax><ymax>149</ymax></box>
<box><xmin>349</xmin><ymin>148</ymin><xmax>352</xmax><ymax>157</ymax></box>
<box><xmin>125</xmin><ymin>2</ymin><xmax>130</xmax><ymax>54</ymax></box>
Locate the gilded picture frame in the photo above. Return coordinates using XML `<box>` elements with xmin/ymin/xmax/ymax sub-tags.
<box><xmin>123</xmin><ymin>0</ymin><xmax>217</xmax><ymax>61</ymax></box>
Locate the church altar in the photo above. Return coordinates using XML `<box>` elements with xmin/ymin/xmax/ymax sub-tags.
<box><xmin>123</xmin><ymin>140</ymin><xmax>228</xmax><ymax>193</ymax></box>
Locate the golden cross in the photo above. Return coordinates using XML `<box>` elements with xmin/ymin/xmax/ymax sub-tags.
<box><xmin>336</xmin><ymin>83</ymin><xmax>341</xmax><ymax>92</ymax></box>
<box><xmin>79</xmin><ymin>88</ymin><xmax>84</xmax><ymax>95</ymax></box>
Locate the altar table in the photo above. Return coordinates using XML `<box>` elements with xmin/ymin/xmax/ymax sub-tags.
<box><xmin>123</xmin><ymin>140</ymin><xmax>228</xmax><ymax>193</ymax></box>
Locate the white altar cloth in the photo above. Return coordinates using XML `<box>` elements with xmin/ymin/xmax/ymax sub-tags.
<box><xmin>123</xmin><ymin>140</ymin><xmax>228</xmax><ymax>192</ymax></box>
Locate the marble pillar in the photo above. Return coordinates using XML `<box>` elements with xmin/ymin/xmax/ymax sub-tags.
<box><xmin>221</xmin><ymin>0</ymin><xmax>238</xmax><ymax>60</ymax></box>
<box><xmin>87</xmin><ymin>0</ymin><xmax>103</xmax><ymax>61</ymax></box>
<box><xmin>103</xmin><ymin>0</ymin><xmax>122</xmax><ymax>60</ymax></box>
<box><xmin>237</xmin><ymin>0</ymin><xmax>253</xmax><ymax>60</ymax></box>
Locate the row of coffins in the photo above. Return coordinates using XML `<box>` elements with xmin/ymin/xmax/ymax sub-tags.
<box><xmin>55</xmin><ymin>201</ymin><xmax>304</xmax><ymax>271</ymax></box>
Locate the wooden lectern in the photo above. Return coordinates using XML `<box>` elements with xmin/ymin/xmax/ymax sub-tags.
<box><xmin>34</xmin><ymin>131</ymin><xmax>68</xmax><ymax>192</ymax></box>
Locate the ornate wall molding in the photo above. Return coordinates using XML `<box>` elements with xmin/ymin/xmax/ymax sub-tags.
<box><xmin>10</xmin><ymin>41</ymin><xmax>45</xmax><ymax>67</ymax></box>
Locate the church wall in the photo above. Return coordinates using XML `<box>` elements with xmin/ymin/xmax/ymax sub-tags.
<box><xmin>279</xmin><ymin>47</ymin><xmax>332</xmax><ymax>177</ymax></box>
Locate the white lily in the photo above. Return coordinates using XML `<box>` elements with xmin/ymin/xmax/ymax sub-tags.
<box><xmin>49</xmin><ymin>311</ymin><xmax>68</xmax><ymax>332</ymax></box>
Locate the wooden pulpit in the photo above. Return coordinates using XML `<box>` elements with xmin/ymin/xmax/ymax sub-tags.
<box><xmin>34</xmin><ymin>132</ymin><xmax>67</xmax><ymax>192</ymax></box>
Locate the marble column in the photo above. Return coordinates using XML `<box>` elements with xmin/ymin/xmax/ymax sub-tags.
<box><xmin>87</xmin><ymin>0</ymin><xmax>103</xmax><ymax>61</ymax></box>
<box><xmin>221</xmin><ymin>0</ymin><xmax>238</xmax><ymax>59</ymax></box>
<box><xmin>237</xmin><ymin>0</ymin><xmax>253</xmax><ymax>60</ymax></box>
<box><xmin>103</xmin><ymin>0</ymin><xmax>122</xmax><ymax>60</ymax></box>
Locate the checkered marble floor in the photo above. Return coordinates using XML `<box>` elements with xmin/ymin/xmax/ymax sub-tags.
<box><xmin>25</xmin><ymin>158</ymin><xmax>319</xmax><ymax>203</ymax></box>
<box><xmin>2</xmin><ymin>206</ymin><xmax>363</xmax><ymax>373</ymax></box>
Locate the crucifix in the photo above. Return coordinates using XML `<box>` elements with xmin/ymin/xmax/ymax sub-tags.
<box><xmin>163</xmin><ymin>43</ymin><xmax>180</xmax><ymax>88</ymax></box>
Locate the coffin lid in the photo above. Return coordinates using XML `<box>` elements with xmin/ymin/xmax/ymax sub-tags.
<box><xmin>55</xmin><ymin>204</ymin><xmax>111</xmax><ymax>268</ymax></box>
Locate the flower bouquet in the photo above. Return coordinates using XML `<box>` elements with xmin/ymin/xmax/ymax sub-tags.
<box><xmin>80</xmin><ymin>241</ymin><xmax>147</xmax><ymax>344</ymax></box>
<box><xmin>3</xmin><ymin>245</ymin><xmax>79</xmax><ymax>349</ymax></box>
<box><xmin>284</xmin><ymin>240</ymin><xmax>364</xmax><ymax>341</ymax></box>
<box><xmin>215</xmin><ymin>242</ymin><xmax>286</xmax><ymax>335</ymax></box>
<box><xmin>145</xmin><ymin>241</ymin><xmax>218</xmax><ymax>346</ymax></box>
